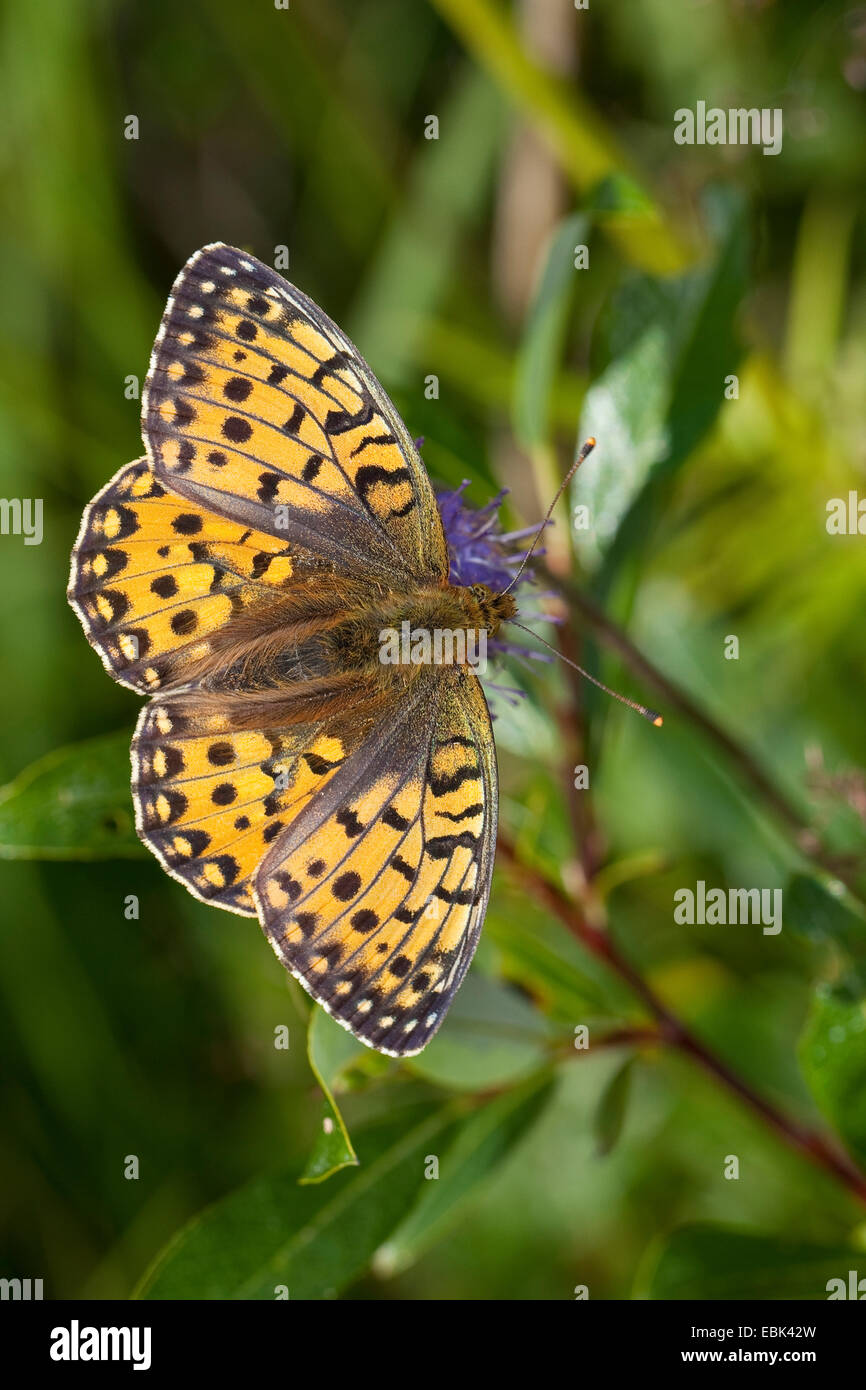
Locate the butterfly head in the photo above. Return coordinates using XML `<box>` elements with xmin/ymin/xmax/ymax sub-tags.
<box><xmin>462</xmin><ymin>582</ymin><xmax>517</xmax><ymax>637</ymax></box>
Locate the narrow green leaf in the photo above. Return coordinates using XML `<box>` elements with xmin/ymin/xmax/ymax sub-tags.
<box><xmin>784</xmin><ymin>192</ymin><xmax>857</xmax><ymax>383</ymax></box>
<box><xmin>407</xmin><ymin>970</ymin><xmax>554</xmax><ymax>1091</ymax></box>
<box><xmin>573</xmin><ymin>187</ymin><xmax>748</xmax><ymax>573</ymax></box>
<box><xmin>641</xmin><ymin>1224</ymin><xmax>860</xmax><ymax>1300</ymax></box>
<box><xmin>594</xmin><ymin>1056</ymin><xmax>635</xmax><ymax>1156</ymax></box>
<box><xmin>487</xmin><ymin>898</ymin><xmax>632</xmax><ymax>1019</ymax></box>
<box><xmin>349</xmin><ymin>68</ymin><xmax>505</xmax><ymax>385</ymax></box>
<box><xmin>512</xmin><ymin>213</ymin><xmax>588</xmax><ymax>450</ymax></box>
<box><xmin>0</xmin><ymin>731</ymin><xmax>142</xmax><ymax>860</ymax></box>
<box><xmin>786</xmin><ymin>874</ymin><xmax>866</xmax><ymax>987</ymax></box>
<box><xmin>300</xmin><ymin>1008</ymin><xmax>368</xmax><ymax>1184</ymax></box>
<box><xmin>428</xmin><ymin>0</ymin><xmax>691</xmax><ymax>273</ymax></box>
<box><xmin>375</xmin><ymin>1069</ymin><xmax>555</xmax><ymax>1275</ymax></box>
<box><xmin>135</xmin><ymin>1106</ymin><xmax>460</xmax><ymax>1300</ymax></box>
<box><xmin>572</xmin><ymin>320</ymin><xmax>670</xmax><ymax>571</ymax></box>
<box><xmin>799</xmin><ymin>987</ymin><xmax>866</xmax><ymax>1169</ymax></box>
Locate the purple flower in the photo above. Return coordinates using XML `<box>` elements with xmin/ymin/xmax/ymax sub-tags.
<box><xmin>435</xmin><ymin>481</ymin><xmax>558</xmax><ymax>705</ymax></box>
<box><xmin>436</xmin><ymin>481</ymin><xmax>546</xmax><ymax>592</ymax></box>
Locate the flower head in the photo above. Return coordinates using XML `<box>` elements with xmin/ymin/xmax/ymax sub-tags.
<box><xmin>435</xmin><ymin>480</ymin><xmax>557</xmax><ymax>705</ymax></box>
<box><xmin>436</xmin><ymin>481</ymin><xmax>545</xmax><ymax>593</ymax></box>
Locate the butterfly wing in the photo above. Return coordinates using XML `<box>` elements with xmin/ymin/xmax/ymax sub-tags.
<box><xmin>130</xmin><ymin>694</ymin><xmax>365</xmax><ymax>916</ymax></box>
<box><xmin>69</xmin><ymin>245</ymin><xmax>498</xmax><ymax>1052</ymax></box>
<box><xmin>71</xmin><ymin>242</ymin><xmax>449</xmax><ymax>694</ymax></box>
<box><xmin>255</xmin><ymin>668</ymin><xmax>497</xmax><ymax>1056</ymax></box>
<box><xmin>142</xmin><ymin>242</ymin><xmax>449</xmax><ymax>584</ymax></box>
<box><xmin>68</xmin><ymin>459</ymin><xmax>303</xmax><ymax>693</ymax></box>
<box><xmin>67</xmin><ymin>457</ymin><xmax>388</xmax><ymax>917</ymax></box>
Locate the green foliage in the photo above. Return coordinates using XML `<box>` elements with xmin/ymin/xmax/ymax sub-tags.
<box><xmin>594</xmin><ymin>1056</ymin><xmax>635</xmax><ymax>1157</ymax></box>
<box><xmin>2</xmin><ymin>0</ymin><xmax>866</xmax><ymax>1303</ymax></box>
<box><xmin>512</xmin><ymin>213</ymin><xmax>589</xmax><ymax>452</ymax></box>
<box><xmin>0</xmin><ymin>732</ymin><xmax>142</xmax><ymax>859</ymax></box>
<box><xmin>800</xmin><ymin>989</ymin><xmax>866</xmax><ymax>1170</ymax></box>
<box><xmin>573</xmin><ymin>187</ymin><xmax>748</xmax><ymax>579</ymax></box>
<box><xmin>138</xmin><ymin>1082</ymin><xmax>554</xmax><ymax>1298</ymax></box>
<box><xmin>300</xmin><ymin>1011</ymin><xmax>366</xmax><ymax>1184</ymax></box>
<box><xmin>137</xmin><ymin>1107</ymin><xmax>462</xmax><ymax>1299</ymax></box>
<box><xmin>375</xmin><ymin>1070</ymin><xmax>555</xmax><ymax>1274</ymax></box>
<box><xmin>642</xmin><ymin>1225</ymin><xmax>861</xmax><ymax>1301</ymax></box>
<box><xmin>787</xmin><ymin>873</ymin><xmax>866</xmax><ymax>989</ymax></box>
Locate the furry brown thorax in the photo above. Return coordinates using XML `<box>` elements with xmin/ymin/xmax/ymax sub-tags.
<box><xmin>348</xmin><ymin>580</ymin><xmax>518</xmax><ymax>645</ymax></box>
<box><xmin>171</xmin><ymin>576</ymin><xmax>517</xmax><ymax>716</ymax></box>
<box><xmin>327</xmin><ymin>581</ymin><xmax>517</xmax><ymax>674</ymax></box>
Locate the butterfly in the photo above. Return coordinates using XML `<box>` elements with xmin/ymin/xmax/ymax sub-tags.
<box><xmin>67</xmin><ymin>242</ymin><xmax>520</xmax><ymax>1057</ymax></box>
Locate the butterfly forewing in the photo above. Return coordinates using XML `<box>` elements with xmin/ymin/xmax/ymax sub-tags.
<box><xmin>143</xmin><ymin>243</ymin><xmax>449</xmax><ymax>584</ymax></box>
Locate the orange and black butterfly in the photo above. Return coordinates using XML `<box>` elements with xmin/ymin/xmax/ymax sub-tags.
<box><xmin>67</xmin><ymin>243</ymin><xmax>524</xmax><ymax>1057</ymax></box>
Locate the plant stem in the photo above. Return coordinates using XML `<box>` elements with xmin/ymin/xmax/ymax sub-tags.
<box><xmin>551</xmin><ymin>571</ymin><xmax>864</xmax><ymax>901</ymax></box>
<box><xmin>497</xmin><ymin>832</ymin><xmax>866</xmax><ymax>1206</ymax></box>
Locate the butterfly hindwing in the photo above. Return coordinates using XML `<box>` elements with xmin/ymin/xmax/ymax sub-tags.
<box><xmin>255</xmin><ymin>669</ymin><xmax>496</xmax><ymax>1056</ymax></box>
<box><xmin>132</xmin><ymin>695</ymin><xmax>356</xmax><ymax>916</ymax></box>
<box><xmin>142</xmin><ymin>242</ymin><xmax>449</xmax><ymax>584</ymax></box>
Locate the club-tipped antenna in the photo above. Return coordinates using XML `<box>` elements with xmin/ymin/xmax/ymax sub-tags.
<box><xmin>501</xmin><ymin>436</ymin><xmax>596</xmax><ymax>596</ymax></box>
<box><xmin>508</xmin><ymin>619</ymin><xmax>663</xmax><ymax>726</ymax></box>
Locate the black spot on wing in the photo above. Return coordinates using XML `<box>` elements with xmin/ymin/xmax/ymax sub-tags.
<box><xmin>304</xmin><ymin>750</ymin><xmax>344</xmax><ymax>775</ymax></box>
<box><xmin>425</xmin><ymin>831</ymin><xmax>482</xmax><ymax>860</ymax></box>
<box><xmin>433</xmin><ymin>801</ymin><xmax>484</xmax><ymax>823</ymax></box>
<box><xmin>350</xmin><ymin>431</ymin><xmax>396</xmax><ymax>457</ymax></box>
<box><xmin>354</xmin><ymin>464</ymin><xmax>414</xmax><ymax>519</ymax></box>
<box><xmin>336</xmin><ymin>807</ymin><xmax>364</xmax><ymax>838</ymax></box>
<box><xmin>324</xmin><ymin>396</ymin><xmax>375</xmax><ymax>435</ymax></box>
<box><xmin>428</xmin><ymin>764</ymin><xmax>480</xmax><ymax>796</ymax></box>
<box><xmin>391</xmin><ymin>854</ymin><xmax>416</xmax><ymax>882</ymax></box>
<box><xmin>311</xmin><ymin>351</ymin><xmax>349</xmax><ymax>388</ymax></box>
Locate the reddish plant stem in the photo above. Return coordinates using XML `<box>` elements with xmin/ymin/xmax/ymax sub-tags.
<box><xmin>497</xmin><ymin>832</ymin><xmax>866</xmax><ymax>1206</ymax></box>
<box><xmin>554</xmin><ymin>616</ymin><xmax>604</xmax><ymax>889</ymax></box>
<box><xmin>549</xmin><ymin>571</ymin><xmax>864</xmax><ymax>899</ymax></box>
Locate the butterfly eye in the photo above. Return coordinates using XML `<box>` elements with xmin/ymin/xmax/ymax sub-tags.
<box><xmin>469</xmin><ymin>584</ymin><xmax>487</xmax><ymax>601</ymax></box>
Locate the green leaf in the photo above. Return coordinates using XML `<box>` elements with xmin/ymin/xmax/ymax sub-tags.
<box><xmin>135</xmin><ymin>1106</ymin><xmax>460</xmax><ymax>1300</ymax></box>
<box><xmin>485</xmin><ymin>670</ymin><xmax>560</xmax><ymax>762</ymax></box>
<box><xmin>585</xmin><ymin>172</ymin><xmax>655</xmax><ymax>217</ymax></box>
<box><xmin>512</xmin><ymin>213</ymin><xmax>588</xmax><ymax>450</ymax></box>
<box><xmin>348</xmin><ymin>68</ymin><xmax>505</xmax><ymax>386</ymax></box>
<box><xmin>427</xmin><ymin>0</ymin><xmax>691</xmax><ymax>274</ymax></box>
<box><xmin>487</xmin><ymin>895</ymin><xmax>632</xmax><ymax>1020</ymax></box>
<box><xmin>0</xmin><ymin>731</ymin><xmax>142</xmax><ymax>860</ymax></box>
<box><xmin>375</xmin><ymin>1069</ymin><xmax>556</xmax><ymax>1275</ymax></box>
<box><xmin>573</xmin><ymin>186</ymin><xmax>748</xmax><ymax>574</ymax></box>
<box><xmin>786</xmin><ymin>873</ymin><xmax>866</xmax><ymax>987</ymax></box>
<box><xmin>594</xmin><ymin>1056</ymin><xmax>634</xmax><ymax>1156</ymax></box>
<box><xmin>641</xmin><ymin>1224</ymin><xmax>860</xmax><ymax>1300</ymax></box>
<box><xmin>799</xmin><ymin>987</ymin><xmax>866</xmax><ymax>1168</ymax></box>
<box><xmin>406</xmin><ymin>970</ymin><xmax>554</xmax><ymax>1091</ymax></box>
<box><xmin>572</xmin><ymin>319</ymin><xmax>670</xmax><ymax>571</ymax></box>
<box><xmin>300</xmin><ymin>1009</ymin><xmax>370</xmax><ymax>1184</ymax></box>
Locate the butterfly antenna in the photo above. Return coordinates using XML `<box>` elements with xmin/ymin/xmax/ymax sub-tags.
<box><xmin>508</xmin><ymin>619</ymin><xmax>663</xmax><ymax>726</ymax></box>
<box><xmin>501</xmin><ymin>436</ymin><xmax>597</xmax><ymax>596</ymax></box>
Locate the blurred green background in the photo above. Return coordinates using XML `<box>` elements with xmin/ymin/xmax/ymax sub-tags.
<box><xmin>2</xmin><ymin>0</ymin><xmax>866</xmax><ymax>1300</ymax></box>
